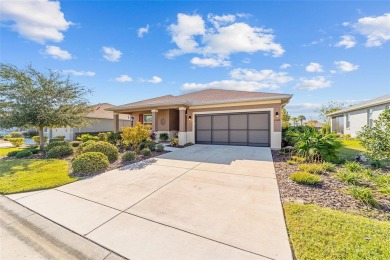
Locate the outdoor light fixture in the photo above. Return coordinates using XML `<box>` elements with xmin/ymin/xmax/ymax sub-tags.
<box><xmin>275</xmin><ymin>112</ymin><xmax>279</xmax><ymax>118</ymax></box>
<box><xmin>188</xmin><ymin>115</ymin><xmax>192</xmax><ymax>120</ymax></box>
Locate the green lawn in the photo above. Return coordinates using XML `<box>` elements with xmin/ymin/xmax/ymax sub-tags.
<box><xmin>284</xmin><ymin>203</ymin><xmax>390</xmax><ymax>260</ymax></box>
<box><xmin>0</xmin><ymin>159</ymin><xmax>77</xmax><ymax>194</ymax></box>
<box><xmin>339</xmin><ymin>139</ymin><xmax>365</xmax><ymax>160</ymax></box>
<box><xmin>0</xmin><ymin>147</ymin><xmax>23</xmax><ymax>157</ymax></box>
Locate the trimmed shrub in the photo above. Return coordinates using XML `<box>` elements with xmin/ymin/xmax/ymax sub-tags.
<box><xmin>6</xmin><ymin>132</ymin><xmax>23</xmax><ymax>138</ymax></box>
<box><xmin>290</xmin><ymin>172</ymin><xmax>323</xmax><ymax>185</ymax></box>
<box><xmin>32</xmin><ymin>135</ymin><xmax>48</xmax><ymax>145</ymax></box>
<box><xmin>72</xmin><ymin>152</ymin><xmax>109</xmax><ymax>175</ymax></box>
<box><xmin>81</xmin><ymin>141</ymin><xmax>119</xmax><ymax>162</ymax></box>
<box><xmin>121</xmin><ymin>123</ymin><xmax>151</xmax><ymax>150</ymax></box>
<box><xmin>54</xmin><ymin>136</ymin><xmax>65</xmax><ymax>140</ymax></box>
<box><xmin>140</xmin><ymin>148</ymin><xmax>151</xmax><ymax>156</ymax></box>
<box><xmin>98</xmin><ymin>132</ymin><xmax>109</xmax><ymax>142</ymax></box>
<box><xmin>348</xmin><ymin>186</ymin><xmax>379</xmax><ymax>208</ymax></box>
<box><xmin>46</xmin><ymin>141</ymin><xmax>68</xmax><ymax>151</ymax></box>
<box><xmin>159</xmin><ymin>132</ymin><xmax>169</xmax><ymax>141</ymax></box>
<box><xmin>122</xmin><ymin>151</ymin><xmax>136</xmax><ymax>161</ymax></box>
<box><xmin>170</xmin><ymin>138</ymin><xmax>179</xmax><ymax>147</ymax></box>
<box><xmin>49</xmin><ymin>138</ymin><xmax>66</xmax><ymax>143</ymax></box>
<box><xmin>7</xmin><ymin>150</ymin><xmax>20</xmax><ymax>157</ymax></box>
<box><xmin>77</xmin><ymin>134</ymin><xmax>99</xmax><ymax>142</ymax></box>
<box><xmin>70</xmin><ymin>141</ymin><xmax>81</xmax><ymax>147</ymax></box>
<box><xmin>156</xmin><ymin>144</ymin><xmax>164</xmax><ymax>152</ymax></box>
<box><xmin>106</xmin><ymin>131</ymin><xmax>123</xmax><ymax>145</ymax></box>
<box><xmin>76</xmin><ymin>140</ymin><xmax>96</xmax><ymax>154</ymax></box>
<box><xmin>140</xmin><ymin>141</ymin><xmax>156</xmax><ymax>151</ymax></box>
<box><xmin>46</xmin><ymin>144</ymin><xmax>73</xmax><ymax>158</ymax></box>
<box><xmin>8</xmin><ymin>138</ymin><xmax>24</xmax><ymax>147</ymax></box>
<box><xmin>24</xmin><ymin>129</ymin><xmax>39</xmax><ymax>138</ymax></box>
<box><xmin>15</xmin><ymin>150</ymin><xmax>32</xmax><ymax>158</ymax></box>
<box><xmin>28</xmin><ymin>147</ymin><xmax>40</xmax><ymax>154</ymax></box>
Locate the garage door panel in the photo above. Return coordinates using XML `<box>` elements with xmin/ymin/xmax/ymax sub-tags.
<box><xmin>249</xmin><ymin>114</ymin><xmax>269</xmax><ymax>130</ymax></box>
<box><xmin>229</xmin><ymin>130</ymin><xmax>247</xmax><ymax>144</ymax></box>
<box><xmin>197</xmin><ymin>116</ymin><xmax>211</xmax><ymax>130</ymax></box>
<box><xmin>212</xmin><ymin>115</ymin><xmax>228</xmax><ymax>129</ymax></box>
<box><xmin>229</xmin><ymin>115</ymin><xmax>247</xmax><ymax>130</ymax></box>
<box><xmin>212</xmin><ymin>130</ymin><xmax>229</xmax><ymax>144</ymax></box>
<box><xmin>197</xmin><ymin>130</ymin><xmax>211</xmax><ymax>143</ymax></box>
<box><xmin>248</xmin><ymin>130</ymin><xmax>269</xmax><ymax>145</ymax></box>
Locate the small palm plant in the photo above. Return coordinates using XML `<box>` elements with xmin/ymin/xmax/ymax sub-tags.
<box><xmin>289</xmin><ymin>128</ymin><xmax>342</xmax><ymax>162</ymax></box>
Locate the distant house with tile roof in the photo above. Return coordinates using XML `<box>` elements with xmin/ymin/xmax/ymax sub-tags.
<box><xmin>44</xmin><ymin>103</ymin><xmax>131</xmax><ymax>141</ymax></box>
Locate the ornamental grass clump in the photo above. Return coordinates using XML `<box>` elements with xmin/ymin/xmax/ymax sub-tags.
<box><xmin>290</xmin><ymin>172</ymin><xmax>323</xmax><ymax>185</ymax></box>
<box><xmin>72</xmin><ymin>152</ymin><xmax>109</xmax><ymax>175</ymax></box>
<box><xmin>348</xmin><ymin>186</ymin><xmax>379</xmax><ymax>208</ymax></box>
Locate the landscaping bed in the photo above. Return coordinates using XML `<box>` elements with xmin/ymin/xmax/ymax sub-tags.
<box><xmin>273</xmin><ymin>151</ymin><xmax>390</xmax><ymax>221</ymax></box>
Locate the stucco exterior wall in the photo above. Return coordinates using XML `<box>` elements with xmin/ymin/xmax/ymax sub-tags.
<box><xmin>336</xmin><ymin>104</ymin><xmax>389</xmax><ymax>137</ymax></box>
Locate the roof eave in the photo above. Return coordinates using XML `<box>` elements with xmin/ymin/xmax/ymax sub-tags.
<box><xmin>327</xmin><ymin>99</ymin><xmax>390</xmax><ymax>116</ymax></box>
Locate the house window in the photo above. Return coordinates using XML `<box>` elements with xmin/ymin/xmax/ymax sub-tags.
<box><xmin>367</xmin><ymin>109</ymin><xmax>373</xmax><ymax>127</ymax></box>
<box><xmin>386</xmin><ymin>104</ymin><xmax>390</xmax><ymax>110</ymax></box>
<box><xmin>346</xmin><ymin>114</ymin><xmax>350</xmax><ymax>129</ymax></box>
<box><xmin>143</xmin><ymin>114</ymin><xmax>152</xmax><ymax>125</ymax></box>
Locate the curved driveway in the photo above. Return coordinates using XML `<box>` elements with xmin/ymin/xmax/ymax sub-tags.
<box><xmin>7</xmin><ymin>145</ymin><xmax>292</xmax><ymax>260</ymax></box>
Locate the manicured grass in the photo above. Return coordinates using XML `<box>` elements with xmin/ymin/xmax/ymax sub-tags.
<box><xmin>0</xmin><ymin>147</ymin><xmax>23</xmax><ymax>157</ymax></box>
<box><xmin>0</xmin><ymin>159</ymin><xmax>77</xmax><ymax>194</ymax></box>
<box><xmin>284</xmin><ymin>203</ymin><xmax>390</xmax><ymax>260</ymax></box>
<box><xmin>339</xmin><ymin>139</ymin><xmax>365</xmax><ymax>160</ymax></box>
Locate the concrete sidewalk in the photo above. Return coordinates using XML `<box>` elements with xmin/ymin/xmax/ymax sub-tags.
<box><xmin>6</xmin><ymin>145</ymin><xmax>292</xmax><ymax>259</ymax></box>
<box><xmin>0</xmin><ymin>196</ymin><xmax>123</xmax><ymax>260</ymax></box>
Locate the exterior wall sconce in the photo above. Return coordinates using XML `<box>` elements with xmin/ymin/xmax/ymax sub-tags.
<box><xmin>188</xmin><ymin>115</ymin><xmax>192</xmax><ymax>120</ymax></box>
<box><xmin>275</xmin><ymin>112</ymin><xmax>279</xmax><ymax>118</ymax></box>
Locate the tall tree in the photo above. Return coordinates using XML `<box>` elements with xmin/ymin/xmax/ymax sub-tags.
<box><xmin>291</xmin><ymin>117</ymin><xmax>298</xmax><ymax>126</ymax></box>
<box><xmin>0</xmin><ymin>64</ymin><xmax>94</xmax><ymax>151</ymax></box>
<box><xmin>317</xmin><ymin>101</ymin><xmax>345</xmax><ymax>123</ymax></box>
<box><xmin>281</xmin><ymin>107</ymin><xmax>291</xmax><ymax>128</ymax></box>
<box><xmin>298</xmin><ymin>115</ymin><xmax>306</xmax><ymax>126</ymax></box>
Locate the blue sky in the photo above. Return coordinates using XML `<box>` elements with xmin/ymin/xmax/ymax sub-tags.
<box><xmin>1</xmin><ymin>0</ymin><xmax>389</xmax><ymax>120</ymax></box>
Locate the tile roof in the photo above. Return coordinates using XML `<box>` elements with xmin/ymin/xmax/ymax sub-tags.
<box><xmin>327</xmin><ymin>94</ymin><xmax>390</xmax><ymax>116</ymax></box>
<box><xmin>88</xmin><ymin>103</ymin><xmax>131</xmax><ymax>120</ymax></box>
<box><xmin>107</xmin><ymin>89</ymin><xmax>292</xmax><ymax>111</ymax></box>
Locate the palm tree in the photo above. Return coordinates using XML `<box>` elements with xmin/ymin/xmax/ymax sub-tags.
<box><xmin>298</xmin><ymin>115</ymin><xmax>306</xmax><ymax>126</ymax></box>
<box><xmin>291</xmin><ymin>117</ymin><xmax>298</xmax><ymax>126</ymax></box>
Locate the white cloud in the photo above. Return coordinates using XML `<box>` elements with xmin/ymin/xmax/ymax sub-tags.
<box><xmin>294</xmin><ymin>76</ymin><xmax>331</xmax><ymax>91</ymax></box>
<box><xmin>63</xmin><ymin>70</ymin><xmax>95</xmax><ymax>76</ymax></box>
<box><xmin>166</xmin><ymin>13</ymin><xmax>284</xmax><ymax>60</ymax></box>
<box><xmin>190</xmin><ymin>57</ymin><xmax>230</xmax><ymax>67</ymax></box>
<box><xmin>280</xmin><ymin>63</ymin><xmax>291</xmax><ymax>69</ymax></box>
<box><xmin>306</xmin><ymin>62</ymin><xmax>323</xmax><ymax>73</ymax></box>
<box><xmin>230</xmin><ymin>68</ymin><xmax>293</xmax><ymax>86</ymax></box>
<box><xmin>137</xmin><ymin>24</ymin><xmax>149</xmax><ymax>38</ymax></box>
<box><xmin>354</xmin><ymin>13</ymin><xmax>390</xmax><ymax>47</ymax></box>
<box><xmin>115</xmin><ymin>74</ymin><xmax>132</xmax><ymax>82</ymax></box>
<box><xmin>334</xmin><ymin>61</ymin><xmax>359</xmax><ymax>72</ymax></box>
<box><xmin>102</xmin><ymin>46</ymin><xmax>122</xmax><ymax>62</ymax></box>
<box><xmin>0</xmin><ymin>0</ymin><xmax>72</xmax><ymax>43</ymax></box>
<box><xmin>182</xmin><ymin>80</ymin><xmax>277</xmax><ymax>92</ymax></box>
<box><xmin>335</xmin><ymin>35</ymin><xmax>356</xmax><ymax>48</ymax></box>
<box><xmin>145</xmin><ymin>76</ymin><xmax>162</xmax><ymax>84</ymax></box>
<box><xmin>42</xmin><ymin>45</ymin><xmax>72</xmax><ymax>60</ymax></box>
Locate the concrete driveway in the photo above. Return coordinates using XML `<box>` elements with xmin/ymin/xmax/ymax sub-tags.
<box><xmin>7</xmin><ymin>145</ymin><xmax>292</xmax><ymax>260</ymax></box>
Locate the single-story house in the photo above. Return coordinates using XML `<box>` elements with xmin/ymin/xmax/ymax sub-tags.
<box><xmin>45</xmin><ymin>103</ymin><xmax>132</xmax><ymax>140</ymax></box>
<box><xmin>106</xmin><ymin>89</ymin><xmax>293</xmax><ymax>149</ymax></box>
<box><xmin>328</xmin><ymin>94</ymin><xmax>390</xmax><ymax>137</ymax></box>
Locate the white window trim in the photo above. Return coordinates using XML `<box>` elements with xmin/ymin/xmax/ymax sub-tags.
<box><xmin>143</xmin><ymin>114</ymin><xmax>152</xmax><ymax>125</ymax></box>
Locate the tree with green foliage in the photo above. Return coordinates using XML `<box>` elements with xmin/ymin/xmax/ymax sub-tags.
<box><xmin>281</xmin><ymin>107</ymin><xmax>291</xmax><ymax>128</ymax></box>
<box><xmin>0</xmin><ymin>64</ymin><xmax>94</xmax><ymax>151</ymax></box>
<box><xmin>358</xmin><ymin>109</ymin><xmax>390</xmax><ymax>161</ymax></box>
<box><xmin>291</xmin><ymin>117</ymin><xmax>298</xmax><ymax>126</ymax></box>
<box><xmin>317</xmin><ymin>101</ymin><xmax>345</xmax><ymax>123</ymax></box>
<box><xmin>297</xmin><ymin>115</ymin><xmax>306</xmax><ymax>126</ymax></box>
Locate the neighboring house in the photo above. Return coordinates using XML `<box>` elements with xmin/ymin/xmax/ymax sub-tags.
<box><xmin>106</xmin><ymin>89</ymin><xmax>292</xmax><ymax>149</ymax></box>
<box><xmin>45</xmin><ymin>103</ymin><xmax>132</xmax><ymax>141</ymax></box>
<box><xmin>328</xmin><ymin>94</ymin><xmax>390</xmax><ymax>137</ymax></box>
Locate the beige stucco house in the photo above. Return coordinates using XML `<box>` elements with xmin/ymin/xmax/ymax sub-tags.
<box><xmin>106</xmin><ymin>89</ymin><xmax>292</xmax><ymax>149</ymax></box>
<box><xmin>45</xmin><ymin>103</ymin><xmax>131</xmax><ymax>140</ymax></box>
<box><xmin>328</xmin><ymin>94</ymin><xmax>390</xmax><ymax>137</ymax></box>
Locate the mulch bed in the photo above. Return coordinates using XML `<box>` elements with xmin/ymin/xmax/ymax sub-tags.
<box><xmin>272</xmin><ymin>151</ymin><xmax>390</xmax><ymax>221</ymax></box>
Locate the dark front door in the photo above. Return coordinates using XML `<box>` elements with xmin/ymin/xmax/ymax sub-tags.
<box><xmin>195</xmin><ymin>112</ymin><xmax>270</xmax><ymax>147</ymax></box>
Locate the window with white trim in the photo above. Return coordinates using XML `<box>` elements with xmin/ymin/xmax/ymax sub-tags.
<box><xmin>143</xmin><ymin>114</ymin><xmax>152</xmax><ymax>125</ymax></box>
<box><xmin>346</xmin><ymin>113</ymin><xmax>350</xmax><ymax>129</ymax></box>
<box><xmin>367</xmin><ymin>109</ymin><xmax>373</xmax><ymax>127</ymax></box>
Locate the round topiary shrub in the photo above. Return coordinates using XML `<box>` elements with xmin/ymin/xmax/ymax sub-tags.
<box><xmin>122</xmin><ymin>151</ymin><xmax>136</xmax><ymax>161</ymax></box>
<box><xmin>8</xmin><ymin>138</ymin><xmax>25</xmax><ymax>147</ymax></box>
<box><xmin>76</xmin><ymin>140</ymin><xmax>96</xmax><ymax>154</ymax></box>
<box><xmin>156</xmin><ymin>144</ymin><xmax>164</xmax><ymax>152</ymax></box>
<box><xmin>46</xmin><ymin>141</ymin><xmax>69</xmax><ymax>151</ymax></box>
<box><xmin>15</xmin><ymin>149</ymin><xmax>32</xmax><ymax>158</ymax></box>
<box><xmin>46</xmin><ymin>144</ymin><xmax>73</xmax><ymax>158</ymax></box>
<box><xmin>140</xmin><ymin>148</ymin><xmax>151</xmax><ymax>156</ymax></box>
<box><xmin>72</xmin><ymin>152</ymin><xmax>109</xmax><ymax>175</ymax></box>
<box><xmin>82</xmin><ymin>141</ymin><xmax>119</xmax><ymax>162</ymax></box>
